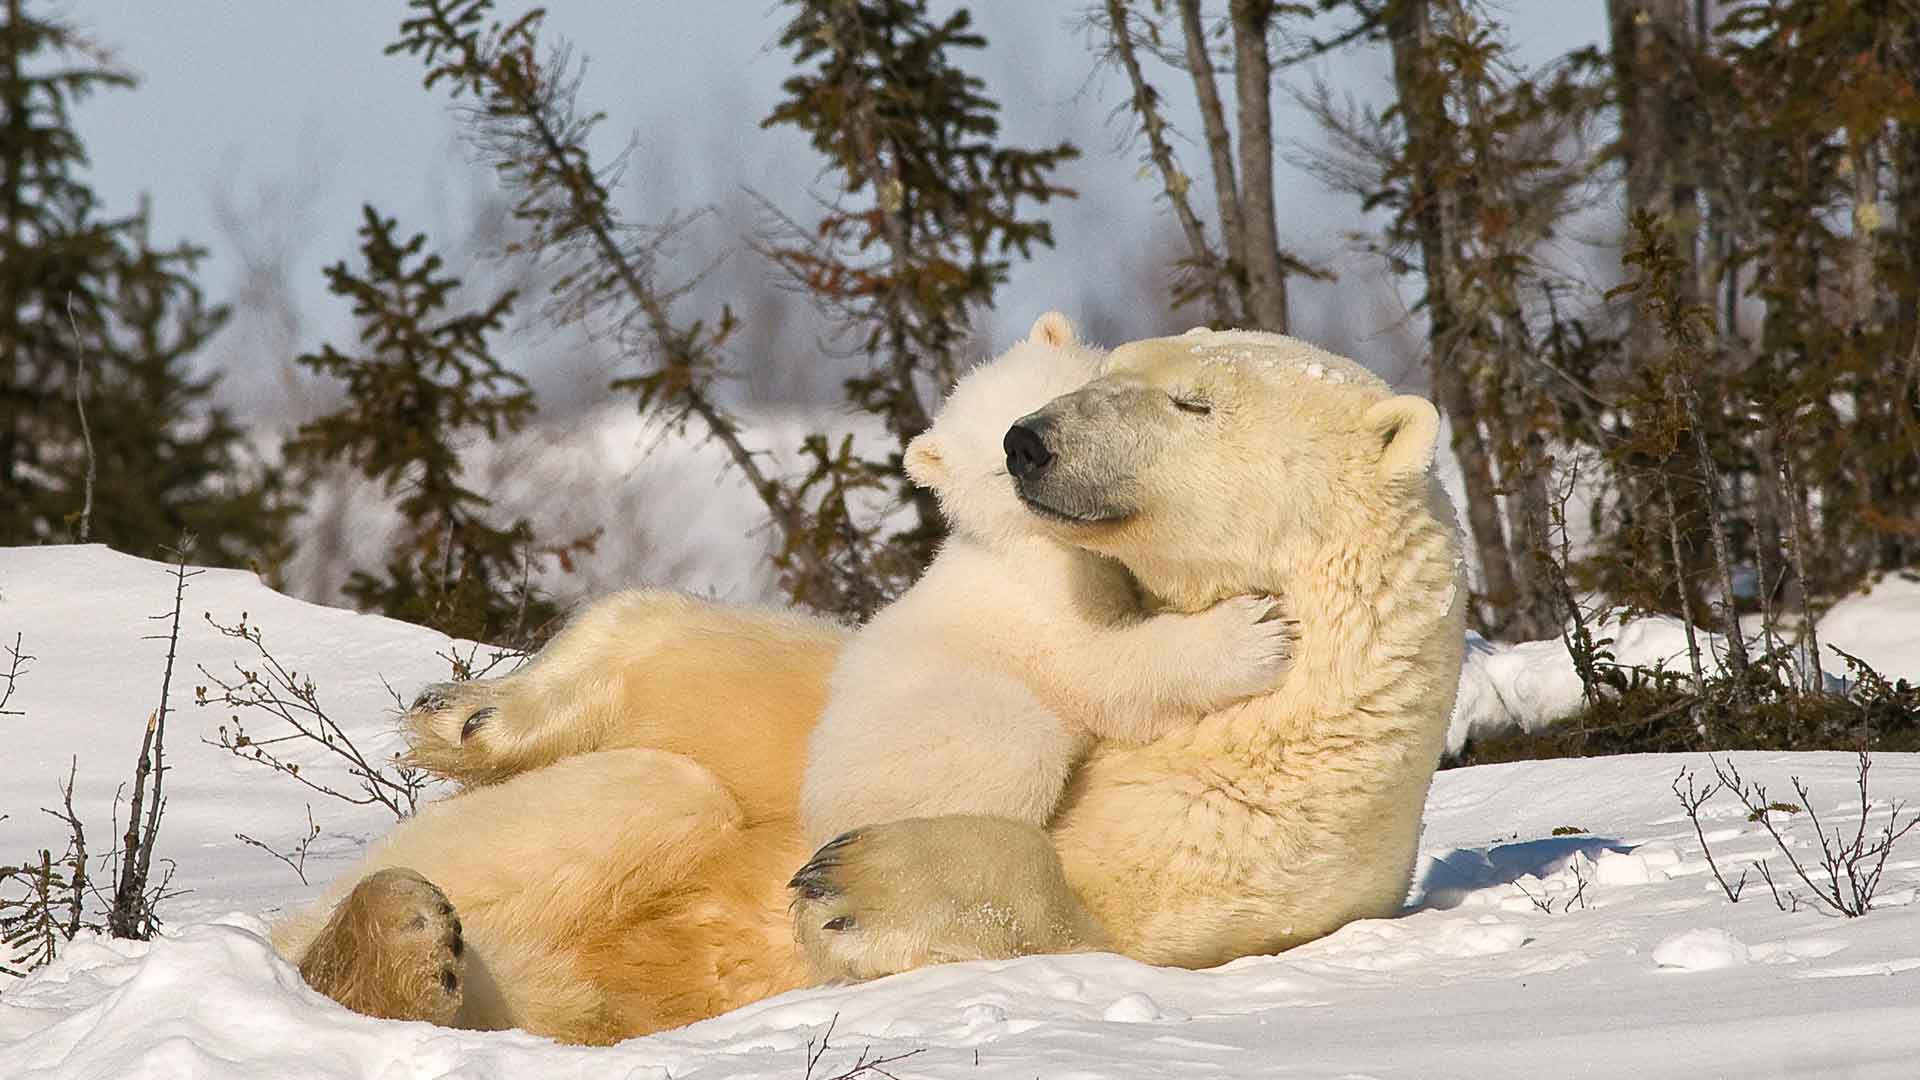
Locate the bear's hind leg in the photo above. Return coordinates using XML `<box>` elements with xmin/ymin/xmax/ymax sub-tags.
<box><xmin>791</xmin><ymin>816</ymin><xmax>1110</xmax><ymax>983</ymax></box>
<box><xmin>296</xmin><ymin>867</ymin><xmax>467</xmax><ymax>1026</ymax></box>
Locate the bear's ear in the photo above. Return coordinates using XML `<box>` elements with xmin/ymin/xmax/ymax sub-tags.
<box><xmin>1027</xmin><ymin>311</ymin><xmax>1077</xmax><ymax>349</ymax></box>
<box><xmin>1364</xmin><ymin>394</ymin><xmax>1441</xmax><ymax>480</ymax></box>
<box><xmin>904</xmin><ymin>432</ymin><xmax>949</xmax><ymax>489</ymax></box>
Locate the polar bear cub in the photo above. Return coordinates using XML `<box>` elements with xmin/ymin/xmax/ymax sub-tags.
<box><xmin>798</xmin><ymin>313</ymin><xmax>1295</xmax><ymax>847</ymax></box>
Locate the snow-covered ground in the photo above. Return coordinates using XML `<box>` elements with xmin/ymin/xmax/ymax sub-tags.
<box><xmin>1450</xmin><ymin>575</ymin><xmax>1920</xmax><ymax>755</ymax></box>
<box><xmin>4</xmin><ymin>546</ymin><xmax>1919</xmax><ymax>1079</ymax></box>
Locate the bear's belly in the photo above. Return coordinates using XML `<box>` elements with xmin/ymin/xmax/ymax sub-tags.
<box><xmin>1048</xmin><ymin>739</ymin><xmax>1419</xmax><ymax>967</ymax></box>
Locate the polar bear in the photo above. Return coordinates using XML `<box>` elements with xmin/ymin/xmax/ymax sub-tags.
<box><xmin>279</xmin><ymin>327</ymin><xmax>1464</xmax><ymax>1043</ymax></box>
<box><xmin>791</xmin><ymin>329</ymin><xmax>1466</xmax><ymax>979</ymax></box>
<box><xmin>802</xmin><ymin>313</ymin><xmax>1293</xmax><ymax>846</ymax></box>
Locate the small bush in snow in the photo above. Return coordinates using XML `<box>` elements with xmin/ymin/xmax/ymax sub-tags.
<box><xmin>1676</xmin><ymin>750</ymin><xmax>1920</xmax><ymax>918</ymax></box>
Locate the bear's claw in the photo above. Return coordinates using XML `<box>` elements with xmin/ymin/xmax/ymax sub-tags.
<box><xmin>411</xmin><ymin>687</ymin><xmax>450</xmax><ymax>712</ymax></box>
<box><xmin>788</xmin><ymin>829</ymin><xmax>863</xmax><ymax>901</ymax></box>
<box><xmin>461</xmin><ymin>707</ymin><xmax>497</xmax><ymax>741</ymax></box>
<box><xmin>788</xmin><ymin>857</ymin><xmax>842</xmax><ymax>901</ymax></box>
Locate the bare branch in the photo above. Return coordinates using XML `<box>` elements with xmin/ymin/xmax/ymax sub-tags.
<box><xmin>1672</xmin><ymin>766</ymin><xmax>1744</xmax><ymax>902</ymax></box>
<box><xmin>1099</xmin><ymin>0</ymin><xmax>1232</xmax><ymax>322</ymax></box>
<box><xmin>0</xmin><ymin>632</ymin><xmax>30</xmax><ymax>715</ymax></box>
<box><xmin>199</xmin><ymin>613</ymin><xmax>431</xmax><ymax>820</ymax></box>
<box><xmin>236</xmin><ymin>806</ymin><xmax>322</xmax><ymax>886</ymax></box>
<box><xmin>64</xmin><ymin>293</ymin><xmax>94</xmax><ymax>544</ymax></box>
<box><xmin>109</xmin><ymin>540</ymin><xmax>198</xmax><ymax>940</ymax></box>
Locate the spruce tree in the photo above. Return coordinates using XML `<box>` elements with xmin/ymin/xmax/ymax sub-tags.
<box><xmin>285</xmin><ymin>205</ymin><xmax>568</xmax><ymax>645</ymax></box>
<box><xmin>762</xmin><ymin>0</ymin><xmax>1078</xmax><ymax>610</ymax></box>
<box><xmin>0</xmin><ymin>1</ymin><xmax>284</xmax><ymax>565</ymax></box>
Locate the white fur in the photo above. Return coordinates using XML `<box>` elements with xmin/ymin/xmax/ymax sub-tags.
<box><xmin>796</xmin><ymin>329</ymin><xmax>1468</xmax><ymax>976</ymax></box>
<box><xmin>801</xmin><ymin>315</ymin><xmax>1294</xmax><ymax>847</ymax></box>
<box><xmin>279</xmin><ymin>328</ymin><xmax>1463</xmax><ymax>1042</ymax></box>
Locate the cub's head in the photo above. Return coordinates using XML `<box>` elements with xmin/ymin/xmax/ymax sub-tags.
<box><xmin>905</xmin><ymin>312</ymin><xmax>1106</xmax><ymax>547</ymax></box>
<box><xmin>1001</xmin><ymin>328</ymin><xmax>1442</xmax><ymax>606</ymax></box>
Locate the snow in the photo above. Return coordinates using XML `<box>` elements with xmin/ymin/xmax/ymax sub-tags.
<box><xmin>1817</xmin><ymin>572</ymin><xmax>1920</xmax><ymax>684</ymax></box>
<box><xmin>1447</xmin><ymin>573</ymin><xmax>1920</xmax><ymax>755</ymax></box>
<box><xmin>1650</xmin><ymin>927</ymin><xmax>1750</xmax><ymax>971</ymax></box>
<box><xmin>5</xmin><ymin>546</ymin><xmax>1920</xmax><ymax>1078</ymax></box>
<box><xmin>279</xmin><ymin>402</ymin><xmax>896</xmax><ymax>611</ymax></box>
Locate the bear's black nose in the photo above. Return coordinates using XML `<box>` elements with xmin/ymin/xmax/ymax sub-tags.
<box><xmin>1004</xmin><ymin>420</ymin><xmax>1054</xmax><ymax>481</ymax></box>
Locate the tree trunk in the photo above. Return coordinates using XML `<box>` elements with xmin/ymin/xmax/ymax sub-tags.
<box><xmin>1228</xmin><ymin>0</ymin><xmax>1290</xmax><ymax>333</ymax></box>
<box><xmin>1608</xmin><ymin>0</ymin><xmax>1701</xmax><ymax>358</ymax></box>
<box><xmin>1</xmin><ymin>0</ymin><xmax>24</xmax><ymax>504</ymax></box>
<box><xmin>1609</xmin><ymin>0</ymin><xmax>1721</xmax><ymax>625</ymax></box>
<box><xmin>1178</xmin><ymin>0</ymin><xmax>1246</xmax><ymax>325</ymax></box>
<box><xmin>1386</xmin><ymin>0</ymin><xmax>1523</xmax><ymax>636</ymax></box>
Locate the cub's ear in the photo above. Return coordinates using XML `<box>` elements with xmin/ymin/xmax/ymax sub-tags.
<box><xmin>1364</xmin><ymin>394</ymin><xmax>1441</xmax><ymax>480</ymax></box>
<box><xmin>903</xmin><ymin>432</ymin><xmax>949</xmax><ymax>489</ymax></box>
<box><xmin>1027</xmin><ymin>311</ymin><xmax>1077</xmax><ymax>348</ymax></box>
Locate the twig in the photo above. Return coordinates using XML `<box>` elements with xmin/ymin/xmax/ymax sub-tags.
<box><xmin>0</xmin><ymin>632</ymin><xmax>31</xmax><ymax>715</ymax></box>
<box><xmin>65</xmin><ymin>293</ymin><xmax>95</xmax><ymax>544</ymax></box>
<box><xmin>200</xmin><ymin>613</ymin><xmax>428</xmax><ymax>819</ymax></box>
<box><xmin>1754</xmin><ymin>858</ymin><xmax>1791</xmax><ymax>912</ymax></box>
<box><xmin>1562</xmin><ymin>855</ymin><xmax>1591</xmax><ymax>913</ymax></box>
<box><xmin>235</xmin><ymin>806</ymin><xmax>322</xmax><ymax>886</ymax></box>
<box><xmin>1511</xmin><ymin>877</ymin><xmax>1554</xmax><ymax>914</ymax></box>
<box><xmin>1672</xmin><ymin>766</ymin><xmax>1746</xmax><ymax>902</ymax></box>
<box><xmin>802</xmin><ymin>1014</ymin><xmax>924</xmax><ymax>1080</ymax></box>
<box><xmin>48</xmin><ymin>758</ymin><xmax>87</xmax><ymax>939</ymax></box>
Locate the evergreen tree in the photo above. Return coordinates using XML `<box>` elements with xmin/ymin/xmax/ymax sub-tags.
<box><xmin>0</xmin><ymin>1</ymin><xmax>284</xmax><ymax>565</ymax></box>
<box><xmin>761</xmin><ymin>0</ymin><xmax>1078</xmax><ymax>609</ymax></box>
<box><xmin>1298</xmin><ymin>0</ymin><xmax>1604</xmax><ymax>639</ymax></box>
<box><xmin>388</xmin><ymin>0</ymin><xmax>850</xmax><ymax>616</ymax></box>
<box><xmin>285</xmin><ymin>205</ymin><xmax>573</xmax><ymax>645</ymax></box>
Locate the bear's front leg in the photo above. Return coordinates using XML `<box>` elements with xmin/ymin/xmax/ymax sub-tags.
<box><xmin>296</xmin><ymin>867</ymin><xmax>467</xmax><ymax>1026</ymax></box>
<box><xmin>1051</xmin><ymin>594</ymin><xmax>1295</xmax><ymax>745</ymax></box>
<box><xmin>790</xmin><ymin>816</ymin><xmax>1109</xmax><ymax>983</ymax></box>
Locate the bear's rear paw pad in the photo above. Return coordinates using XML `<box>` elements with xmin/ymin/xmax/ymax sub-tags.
<box><xmin>298</xmin><ymin>867</ymin><xmax>465</xmax><ymax>1026</ymax></box>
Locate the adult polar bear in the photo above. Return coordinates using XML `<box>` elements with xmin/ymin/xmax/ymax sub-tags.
<box><xmin>277</xmin><ymin>328</ymin><xmax>1466</xmax><ymax>1043</ymax></box>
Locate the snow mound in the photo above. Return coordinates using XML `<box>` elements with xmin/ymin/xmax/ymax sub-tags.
<box><xmin>7</xmin><ymin>548</ymin><xmax>1920</xmax><ymax>1077</ymax></box>
<box><xmin>1818</xmin><ymin>572</ymin><xmax>1920</xmax><ymax>684</ymax></box>
<box><xmin>1652</xmin><ymin>927</ymin><xmax>1750</xmax><ymax>971</ymax></box>
<box><xmin>1447</xmin><ymin>573</ymin><xmax>1920</xmax><ymax>754</ymax></box>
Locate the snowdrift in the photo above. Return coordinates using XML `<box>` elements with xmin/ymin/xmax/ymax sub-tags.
<box><xmin>4</xmin><ymin>546</ymin><xmax>1919</xmax><ymax>1078</ymax></box>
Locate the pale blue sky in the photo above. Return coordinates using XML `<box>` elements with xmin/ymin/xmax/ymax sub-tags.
<box><xmin>66</xmin><ymin>2</ymin><xmax>1608</xmax><ymax>414</ymax></box>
